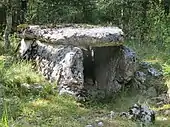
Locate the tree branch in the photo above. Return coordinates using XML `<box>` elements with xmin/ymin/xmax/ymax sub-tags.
<box><xmin>0</xmin><ymin>1</ymin><xmax>6</xmax><ymax>6</ymax></box>
<box><xmin>0</xmin><ymin>1</ymin><xmax>11</xmax><ymax>7</ymax></box>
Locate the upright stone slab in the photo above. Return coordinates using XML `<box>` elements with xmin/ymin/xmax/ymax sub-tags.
<box><xmin>84</xmin><ymin>46</ymin><xmax>137</xmax><ymax>93</ymax></box>
<box><xmin>19</xmin><ymin>39</ymin><xmax>84</xmax><ymax>91</ymax></box>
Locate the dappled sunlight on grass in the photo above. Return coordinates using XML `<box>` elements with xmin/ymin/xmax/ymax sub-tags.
<box><xmin>154</xmin><ymin>117</ymin><xmax>170</xmax><ymax>127</ymax></box>
<box><xmin>0</xmin><ymin>55</ymin><xmax>6</xmax><ymax>61</ymax></box>
<box><xmin>0</xmin><ymin>57</ymin><xmax>48</xmax><ymax>91</ymax></box>
<box><xmin>156</xmin><ymin>116</ymin><xmax>170</xmax><ymax>121</ymax></box>
<box><xmin>0</xmin><ymin>42</ymin><xmax>170</xmax><ymax>126</ymax></box>
<box><xmin>125</xmin><ymin>40</ymin><xmax>170</xmax><ymax>65</ymax></box>
<box><xmin>163</xmin><ymin>64</ymin><xmax>170</xmax><ymax>77</ymax></box>
<box><xmin>153</xmin><ymin>104</ymin><xmax>170</xmax><ymax>111</ymax></box>
<box><xmin>165</xmin><ymin>79</ymin><xmax>170</xmax><ymax>87</ymax></box>
<box><xmin>31</xmin><ymin>98</ymin><xmax>50</xmax><ymax>107</ymax></box>
<box><xmin>16</xmin><ymin>95</ymin><xmax>90</xmax><ymax>127</ymax></box>
<box><xmin>144</xmin><ymin>59</ymin><xmax>162</xmax><ymax>64</ymax></box>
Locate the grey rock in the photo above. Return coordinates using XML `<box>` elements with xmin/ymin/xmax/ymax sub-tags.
<box><xmin>92</xmin><ymin>46</ymin><xmax>137</xmax><ymax>93</ymax></box>
<box><xmin>20</xmin><ymin>25</ymin><xmax>124</xmax><ymax>47</ymax></box>
<box><xmin>33</xmin><ymin>83</ymin><xmax>43</xmax><ymax>90</ymax></box>
<box><xmin>151</xmin><ymin>94</ymin><xmax>170</xmax><ymax>106</ymax></box>
<box><xmin>139</xmin><ymin>62</ymin><xmax>152</xmax><ymax>69</ymax></box>
<box><xmin>164</xmin><ymin>110</ymin><xmax>170</xmax><ymax>116</ymax></box>
<box><xmin>97</xmin><ymin>122</ymin><xmax>104</xmax><ymax>127</ymax></box>
<box><xmin>132</xmin><ymin>61</ymin><xmax>166</xmax><ymax>95</ymax></box>
<box><xmin>110</xmin><ymin>111</ymin><xmax>115</xmax><ymax>119</ymax></box>
<box><xmin>148</xmin><ymin>68</ymin><xmax>162</xmax><ymax>77</ymax></box>
<box><xmin>135</xmin><ymin>71</ymin><xmax>146</xmax><ymax>83</ymax></box>
<box><xmin>167</xmin><ymin>89</ymin><xmax>170</xmax><ymax>98</ymax></box>
<box><xmin>85</xmin><ymin>125</ymin><xmax>93</xmax><ymax>127</ymax></box>
<box><xmin>161</xmin><ymin>117</ymin><xmax>168</xmax><ymax>121</ymax></box>
<box><xmin>20</xmin><ymin>83</ymin><xmax>43</xmax><ymax>93</ymax></box>
<box><xmin>18</xmin><ymin>25</ymin><xmax>138</xmax><ymax>97</ymax></box>
<box><xmin>156</xmin><ymin>101</ymin><xmax>164</xmax><ymax>106</ymax></box>
<box><xmin>21</xmin><ymin>83</ymin><xmax>31</xmax><ymax>90</ymax></box>
<box><xmin>127</xmin><ymin>104</ymin><xmax>155</xmax><ymax>123</ymax></box>
<box><xmin>116</xmin><ymin>46</ymin><xmax>137</xmax><ymax>84</ymax></box>
<box><xmin>58</xmin><ymin>86</ymin><xmax>76</xmax><ymax>96</ymax></box>
<box><xmin>19</xmin><ymin>39</ymin><xmax>84</xmax><ymax>93</ymax></box>
<box><xmin>119</xmin><ymin>112</ymin><xmax>129</xmax><ymax>118</ymax></box>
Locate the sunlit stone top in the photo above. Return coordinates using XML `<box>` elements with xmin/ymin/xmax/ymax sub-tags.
<box><xmin>20</xmin><ymin>24</ymin><xmax>124</xmax><ymax>47</ymax></box>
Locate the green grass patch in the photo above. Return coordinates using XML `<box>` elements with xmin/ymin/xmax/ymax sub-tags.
<box><xmin>0</xmin><ymin>41</ymin><xmax>170</xmax><ymax>126</ymax></box>
<box><xmin>0</xmin><ymin>55</ymin><xmax>48</xmax><ymax>93</ymax></box>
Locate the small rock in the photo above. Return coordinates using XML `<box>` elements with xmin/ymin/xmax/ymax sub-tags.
<box><xmin>110</xmin><ymin>111</ymin><xmax>115</xmax><ymax>119</ymax></box>
<box><xmin>85</xmin><ymin>125</ymin><xmax>93</xmax><ymax>127</ymax></box>
<box><xmin>95</xmin><ymin>119</ymin><xmax>100</xmax><ymax>123</ymax></box>
<box><xmin>140</xmin><ymin>62</ymin><xmax>151</xmax><ymax>69</ymax></box>
<box><xmin>119</xmin><ymin>112</ymin><xmax>128</xmax><ymax>118</ymax></box>
<box><xmin>164</xmin><ymin>110</ymin><xmax>170</xmax><ymax>116</ymax></box>
<box><xmin>127</xmin><ymin>104</ymin><xmax>155</xmax><ymax>123</ymax></box>
<box><xmin>21</xmin><ymin>83</ymin><xmax>31</xmax><ymax>90</ymax></box>
<box><xmin>135</xmin><ymin>71</ymin><xmax>146</xmax><ymax>83</ymax></box>
<box><xmin>58</xmin><ymin>86</ymin><xmax>75</xmax><ymax>95</ymax></box>
<box><xmin>97</xmin><ymin>122</ymin><xmax>104</xmax><ymax>127</ymax></box>
<box><xmin>156</xmin><ymin>101</ymin><xmax>164</xmax><ymax>106</ymax></box>
<box><xmin>167</xmin><ymin>89</ymin><xmax>170</xmax><ymax>98</ymax></box>
<box><xmin>33</xmin><ymin>83</ymin><xmax>43</xmax><ymax>90</ymax></box>
<box><xmin>148</xmin><ymin>68</ymin><xmax>162</xmax><ymax>77</ymax></box>
<box><xmin>162</xmin><ymin>117</ymin><xmax>168</xmax><ymax>121</ymax></box>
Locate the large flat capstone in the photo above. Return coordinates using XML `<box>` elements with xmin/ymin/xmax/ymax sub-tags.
<box><xmin>19</xmin><ymin>24</ymin><xmax>124</xmax><ymax>47</ymax></box>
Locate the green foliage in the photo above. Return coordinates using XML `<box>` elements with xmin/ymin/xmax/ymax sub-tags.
<box><xmin>21</xmin><ymin>0</ymin><xmax>170</xmax><ymax>50</ymax></box>
<box><xmin>26</xmin><ymin>0</ymin><xmax>97</xmax><ymax>24</ymax></box>
<box><xmin>0</xmin><ymin>32</ymin><xmax>20</xmax><ymax>55</ymax></box>
<box><xmin>1</xmin><ymin>102</ymin><xmax>9</xmax><ymax>127</ymax></box>
<box><xmin>0</xmin><ymin>56</ymin><xmax>49</xmax><ymax>96</ymax></box>
<box><xmin>1</xmin><ymin>0</ymin><xmax>170</xmax><ymax>48</ymax></box>
<box><xmin>0</xmin><ymin>1</ymin><xmax>170</xmax><ymax>126</ymax></box>
<box><xmin>0</xmin><ymin>44</ymin><xmax>169</xmax><ymax>126</ymax></box>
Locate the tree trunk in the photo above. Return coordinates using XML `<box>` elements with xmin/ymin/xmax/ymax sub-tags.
<box><xmin>163</xmin><ymin>0</ymin><xmax>170</xmax><ymax>16</ymax></box>
<box><xmin>140</xmin><ymin>0</ymin><xmax>149</xmax><ymax>43</ymax></box>
<box><xmin>21</xmin><ymin>0</ymin><xmax>27</xmax><ymax>23</ymax></box>
<box><xmin>4</xmin><ymin>9</ymin><xmax>12</xmax><ymax>50</ymax></box>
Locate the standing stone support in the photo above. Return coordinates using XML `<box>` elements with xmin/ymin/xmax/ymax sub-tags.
<box><xmin>84</xmin><ymin>46</ymin><xmax>137</xmax><ymax>93</ymax></box>
<box><xmin>19</xmin><ymin>39</ymin><xmax>84</xmax><ymax>92</ymax></box>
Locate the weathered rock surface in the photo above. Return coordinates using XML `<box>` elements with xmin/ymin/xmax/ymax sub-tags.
<box><xmin>85</xmin><ymin>125</ymin><xmax>93</xmax><ymax>127</ymax></box>
<box><xmin>88</xmin><ymin>46</ymin><xmax>137</xmax><ymax>93</ymax></box>
<box><xmin>19</xmin><ymin>39</ymin><xmax>84</xmax><ymax>91</ymax></box>
<box><xmin>132</xmin><ymin>62</ymin><xmax>167</xmax><ymax>96</ymax></box>
<box><xmin>120</xmin><ymin>104</ymin><xmax>155</xmax><ymax>124</ymax></box>
<box><xmin>151</xmin><ymin>94</ymin><xmax>170</xmax><ymax>107</ymax></box>
<box><xmin>19</xmin><ymin>25</ymin><xmax>124</xmax><ymax>47</ymax></box>
<box><xmin>18</xmin><ymin>24</ymin><xmax>138</xmax><ymax>97</ymax></box>
<box><xmin>19</xmin><ymin>39</ymin><xmax>137</xmax><ymax>96</ymax></box>
<box><xmin>85</xmin><ymin>104</ymin><xmax>156</xmax><ymax>126</ymax></box>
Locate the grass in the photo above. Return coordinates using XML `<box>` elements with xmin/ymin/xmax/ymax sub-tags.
<box><xmin>0</xmin><ymin>39</ymin><xmax>170</xmax><ymax>126</ymax></box>
<box><xmin>1</xmin><ymin>88</ymin><xmax>169</xmax><ymax>127</ymax></box>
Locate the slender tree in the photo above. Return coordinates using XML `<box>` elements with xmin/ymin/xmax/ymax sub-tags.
<box><xmin>0</xmin><ymin>0</ymin><xmax>12</xmax><ymax>49</ymax></box>
<box><xmin>0</xmin><ymin>0</ymin><xmax>21</xmax><ymax>50</ymax></box>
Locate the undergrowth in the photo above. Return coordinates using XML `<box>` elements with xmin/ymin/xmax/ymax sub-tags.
<box><xmin>126</xmin><ymin>40</ymin><xmax>170</xmax><ymax>88</ymax></box>
<box><xmin>0</xmin><ymin>38</ymin><xmax>170</xmax><ymax>126</ymax></box>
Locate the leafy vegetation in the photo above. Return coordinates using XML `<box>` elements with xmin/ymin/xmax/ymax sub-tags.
<box><xmin>0</xmin><ymin>0</ymin><xmax>170</xmax><ymax>126</ymax></box>
<box><xmin>0</xmin><ymin>37</ymin><xmax>170</xmax><ymax>126</ymax></box>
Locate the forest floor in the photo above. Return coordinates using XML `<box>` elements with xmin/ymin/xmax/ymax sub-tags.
<box><xmin>0</xmin><ymin>40</ymin><xmax>170</xmax><ymax>127</ymax></box>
